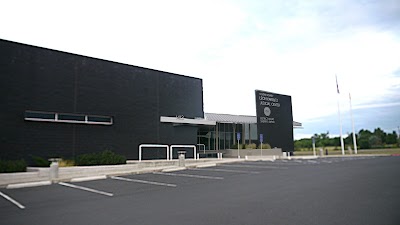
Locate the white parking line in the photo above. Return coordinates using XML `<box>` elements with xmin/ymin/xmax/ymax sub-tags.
<box><xmin>0</xmin><ymin>191</ymin><xmax>25</xmax><ymax>209</ymax></box>
<box><xmin>221</xmin><ymin>164</ymin><xmax>288</xmax><ymax>170</ymax></box>
<box><xmin>110</xmin><ymin>176</ymin><xmax>177</xmax><ymax>187</ymax></box>
<box><xmin>58</xmin><ymin>182</ymin><xmax>113</xmax><ymax>197</ymax></box>
<box><xmin>191</xmin><ymin>168</ymin><xmax>260</xmax><ymax>174</ymax></box>
<box><xmin>153</xmin><ymin>172</ymin><xmax>224</xmax><ymax>180</ymax></box>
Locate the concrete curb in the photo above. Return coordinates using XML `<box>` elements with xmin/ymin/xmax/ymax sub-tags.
<box><xmin>320</xmin><ymin>154</ymin><xmax>390</xmax><ymax>158</ymax></box>
<box><xmin>196</xmin><ymin>164</ymin><xmax>217</xmax><ymax>168</ymax></box>
<box><xmin>6</xmin><ymin>181</ymin><xmax>52</xmax><ymax>189</ymax></box>
<box><xmin>161</xmin><ymin>167</ymin><xmax>186</xmax><ymax>172</ymax></box>
<box><xmin>70</xmin><ymin>175</ymin><xmax>107</xmax><ymax>182</ymax></box>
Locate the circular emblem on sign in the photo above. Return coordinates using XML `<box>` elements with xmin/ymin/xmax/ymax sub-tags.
<box><xmin>264</xmin><ymin>107</ymin><xmax>271</xmax><ymax>117</ymax></box>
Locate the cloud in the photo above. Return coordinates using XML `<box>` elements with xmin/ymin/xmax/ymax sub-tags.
<box><xmin>1</xmin><ymin>0</ymin><xmax>399</xmax><ymax>137</ymax></box>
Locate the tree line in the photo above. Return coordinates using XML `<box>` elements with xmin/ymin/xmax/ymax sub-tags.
<box><xmin>294</xmin><ymin>128</ymin><xmax>399</xmax><ymax>151</ymax></box>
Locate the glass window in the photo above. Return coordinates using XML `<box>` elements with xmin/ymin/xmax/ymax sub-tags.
<box><xmin>58</xmin><ymin>114</ymin><xmax>85</xmax><ymax>121</ymax></box>
<box><xmin>25</xmin><ymin>111</ymin><xmax>56</xmax><ymax>120</ymax></box>
<box><xmin>88</xmin><ymin>116</ymin><xmax>112</xmax><ymax>123</ymax></box>
<box><xmin>24</xmin><ymin>110</ymin><xmax>112</xmax><ymax>125</ymax></box>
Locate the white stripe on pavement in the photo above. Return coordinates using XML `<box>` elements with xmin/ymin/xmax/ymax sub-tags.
<box><xmin>58</xmin><ymin>182</ymin><xmax>113</xmax><ymax>197</ymax></box>
<box><xmin>153</xmin><ymin>172</ymin><xmax>224</xmax><ymax>180</ymax></box>
<box><xmin>110</xmin><ymin>176</ymin><xmax>177</xmax><ymax>187</ymax></box>
<box><xmin>190</xmin><ymin>168</ymin><xmax>260</xmax><ymax>174</ymax></box>
<box><xmin>221</xmin><ymin>164</ymin><xmax>288</xmax><ymax>170</ymax></box>
<box><xmin>0</xmin><ymin>191</ymin><xmax>25</xmax><ymax>209</ymax></box>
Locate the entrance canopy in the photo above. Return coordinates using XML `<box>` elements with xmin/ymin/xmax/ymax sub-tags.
<box><xmin>205</xmin><ymin>113</ymin><xmax>302</xmax><ymax>128</ymax></box>
<box><xmin>161</xmin><ymin>113</ymin><xmax>302</xmax><ymax>151</ymax></box>
<box><xmin>160</xmin><ymin>116</ymin><xmax>216</xmax><ymax>126</ymax></box>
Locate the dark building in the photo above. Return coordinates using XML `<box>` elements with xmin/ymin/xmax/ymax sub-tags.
<box><xmin>0</xmin><ymin>39</ymin><xmax>207</xmax><ymax>161</ymax></box>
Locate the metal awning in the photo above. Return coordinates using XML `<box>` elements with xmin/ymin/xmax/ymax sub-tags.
<box><xmin>160</xmin><ymin>116</ymin><xmax>216</xmax><ymax>126</ymax></box>
<box><xmin>205</xmin><ymin>113</ymin><xmax>302</xmax><ymax>128</ymax></box>
<box><xmin>161</xmin><ymin>114</ymin><xmax>302</xmax><ymax>128</ymax></box>
<box><xmin>205</xmin><ymin>113</ymin><xmax>256</xmax><ymax>124</ymax></box>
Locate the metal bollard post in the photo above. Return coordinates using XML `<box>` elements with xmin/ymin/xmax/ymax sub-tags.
<box><xmin>178</xmin><ymin>151</ymin><xmax>186</xmax><ymax>167</ymax></box>
<box><xmin>48</xmin><ymin>158</ymin><xmax>61</xmax><ymax>181</ymax></box>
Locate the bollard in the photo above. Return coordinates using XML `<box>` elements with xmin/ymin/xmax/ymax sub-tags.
<box><xmin>348</xmin><ymin>147</ymin><xmax>352</xmax><ymax>155</ymax></box>
<box><xmin>178</xmin><ymin>151</ymin><xmax>186</xmax><ymax>167</ymax></box>
<box><xmin>319</xmin><ymin>148</ymin><xmax>323</xmax><ymax>157</ymax></box>
<box><xmin>48</xmin><ymin>158</ymin><xmax>61</xmax><ymax>181</ymax></box>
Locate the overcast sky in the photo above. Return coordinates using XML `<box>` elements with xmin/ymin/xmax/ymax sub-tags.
<box><xmin>1</xmin><ymin>0</ymin><xmax>399</xmax><ymax>139</ymax></box>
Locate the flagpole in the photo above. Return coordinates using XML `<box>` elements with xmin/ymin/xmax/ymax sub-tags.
<box><xmin>349</xmin><ymin>93</ymin><xmax>358</xmax><ymax>154</ymax></box>
<box><xmin>336</xmin><ymin>75</ymin><xmax>345</xmax><ymax>155</ymax></box>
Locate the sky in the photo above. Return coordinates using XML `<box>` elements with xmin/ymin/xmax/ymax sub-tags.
<box><xmin>1</xmin><ymin>0</ymin><xmax>399</xmax><ymax>139</ymax></box>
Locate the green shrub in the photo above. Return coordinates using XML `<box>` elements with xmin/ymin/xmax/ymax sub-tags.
<box><xmin>245</xmin><ymin>143</ymin><xmax>257</xmax><ymax>149</ymax></box>
<box><xmin>75</xmin><ymin>150</ymin><xmax>126</xmax><ymax>166</ymax></box>
<box><xmin>231</xmin><ymin>144</ymin><xmax>245</xmax><ymax>149</ymax></box>
<box><xmin>259</xmin><ymin>143</ymin><xmax>271</xmax><ymax>149</ymax></box>
<box><xmin>0</xmin><ymin>159</ymin><xmax>27</xmax><ymax>173</ymax></box>
<box><xmin>59</xmin><ymin>159</ymin><xmax>75</xmax><ymax>167</ymax></box>
<box><xmin>32</xmin><ymin>156</ymin><xmax>51</xmax><ymax>167</ymax></box>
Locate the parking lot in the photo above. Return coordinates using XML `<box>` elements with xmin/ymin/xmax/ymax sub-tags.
<box><xmin>1</xmin><ymin>156</ymin><xmax>400</xmax><ymax>225</ymax></box>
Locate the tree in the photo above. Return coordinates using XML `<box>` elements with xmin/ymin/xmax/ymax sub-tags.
<box><xmin>294</xmin><ymin>127</ymin><xmax>397</xmax><ymax>150</ymax></box>
<box><xmin>315</xmin><ymin>131</ymin><xmax>330</xmax><ymax>147</ymax></box>
<box><xmin>358</xmin><ymin>138</ymin><xmax>370</xmax><ymax>149</ymax></box>
<box><xmin>358</xmin><ymin>129</ymin><xmax>372</xmax><ymax>149</ymax></box>
<box><xmin>386</xmin><ymin>131</ymin><xmax>398</xmax><ymax>145</ymax></box>
<box><xmin>294</xmin><ymin>138</ymin><xmax>312</xmax><ymax>151</ymax></box>
<box><xmin>369</xmin><ymin>135</ymin><xmax>382</xmax><ymax>148</ymax></box>
<box><xmin>373</xmin><ymin>128</ymin><xmax>386</xmax><ymax>144</ymax></box>
<box><xmin>344</xmin><ymin>133</ymin><xmax>352</xmax><ymax>145</ymax></box>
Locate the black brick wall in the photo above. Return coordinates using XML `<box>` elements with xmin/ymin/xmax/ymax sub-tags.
<box><xmin>0</xmin><ymin>39</ymin><xmax>204</xmax><ymax>161</ymax></box>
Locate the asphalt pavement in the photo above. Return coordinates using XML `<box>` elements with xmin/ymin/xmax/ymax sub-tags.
<box><xmin>1</xmin><ymin>156</ymin><xmax>399</xmax><ymax>225</ymax></box>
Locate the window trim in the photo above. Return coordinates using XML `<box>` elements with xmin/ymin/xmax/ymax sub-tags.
<box><xmin>24</xmin><ymin>110</ymin><xmax>113</xmax><ymax>125</ymax></box>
